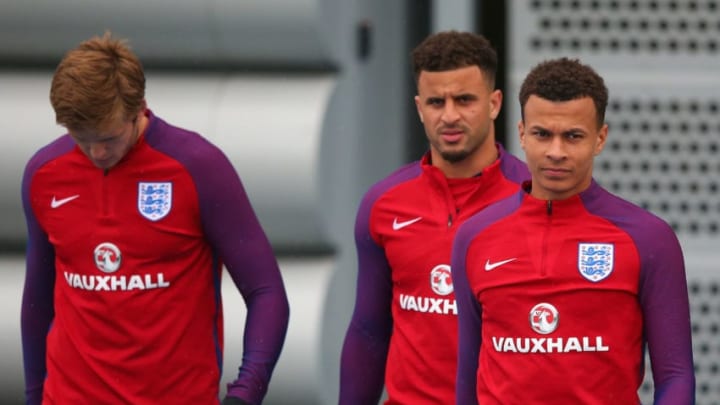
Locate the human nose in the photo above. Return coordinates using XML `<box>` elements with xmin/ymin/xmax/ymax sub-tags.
<box><xmin>546</xmin><ymin>136</ymin><xmax>567</xmax><ymax>161</ymax></box>
<box><xmin>441</xmin><ymin>100</ymin><xmax>460</xmax><ymax>124</ymax></box>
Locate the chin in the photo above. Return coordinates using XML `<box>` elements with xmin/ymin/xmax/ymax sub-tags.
<box><xmin>537</xmin><ymin>181</ymin><xmax>573</xmax><ymax>199</ymax></box>
<box><xmin>440</xmin><ymin>150</ymin><xmax>470</xmax><ymax>163</ymax></box>
<box><xmin>94</xmin><ymin>161</ymin><xmax>115</xmax><ymax>170</ymax></box>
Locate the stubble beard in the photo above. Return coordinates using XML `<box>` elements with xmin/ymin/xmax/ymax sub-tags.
<box><xmin>440</xmin><ymin>148</ymin><xmax>472</xmax><ymax>163</ymax></box>
<box><xmin>432</xmin><ymin>126</ymin><xmax>471</xmax><ymax>163</ymax></box>
<box><xmin>438</xmin><ymin>135</ymin><xmax>483</xmax><ymax>164</ymax></box>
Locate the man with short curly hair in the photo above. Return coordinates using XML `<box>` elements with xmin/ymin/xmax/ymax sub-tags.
<box><xmin>339</xmin><ymin>30</ymin><xmax>528</xmax><ymax>405</ymax></box>
<box><xmin>452</xmin><ymin>57</ymin><xmax>695</xmax><ymax>404</ymax></box>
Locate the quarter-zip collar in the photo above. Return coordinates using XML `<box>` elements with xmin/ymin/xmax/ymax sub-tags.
<box><xmin>520</xmin><ymin>180</ymin><xmax>601</xmax><ymax>217</ymax></box>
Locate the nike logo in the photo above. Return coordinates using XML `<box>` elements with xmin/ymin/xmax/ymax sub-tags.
<box><xmin>392</xmin><ymin>216</ymin><xmax>422</xmax><ymax>231</ymax></box>
<box><xmin>484</xmin><ymin>258</ymin><xmax>517</xmax><ymax>271</ymax></box>
<box><xmin>51</xmin><ymin>194</ymin><xmax>80</xmax><ymax>208</ymax></box>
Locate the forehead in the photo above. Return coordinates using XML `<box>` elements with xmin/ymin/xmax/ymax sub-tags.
<box><xmin>69</xmin><ymin>118</ymin><xmax>132</xmax><ymax>142</ymax></box>
<box><xmin>417</xmin><ymin>65</ymin><xmax>489</xmax><ymax>95</ymax></box>
<box><xmin>524</xmin><ymin>95</ymin><xmax>598</xmax><ymax>128</ymax></box>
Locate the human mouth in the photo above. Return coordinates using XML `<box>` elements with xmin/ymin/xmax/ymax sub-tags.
<box><xmin>542</xmin><ymin>167</ymin><xmax>571</xmax><ymax>178</ymax></box>
<box><xmin>440</xmin><ymin>129</ymin><xmax>464</xmax><ymax>143</ymax></box>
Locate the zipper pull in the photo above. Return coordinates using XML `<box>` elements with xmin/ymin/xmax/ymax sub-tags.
<box><xmin>448</xmin><ymin>213</ymin><xmax>453</xmax><ymax>227</ymax></box>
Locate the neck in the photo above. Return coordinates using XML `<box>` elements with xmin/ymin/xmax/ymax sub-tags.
<box><xmin>432</xmin><ymin>144</ymin><xmax>498</xmax><ymax>179</ymax></box>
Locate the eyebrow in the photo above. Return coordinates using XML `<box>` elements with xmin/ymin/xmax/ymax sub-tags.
<box><xmin>425</xmin><ymin>93</ymin><xmax>478</xmax><ymax>102</ymax></box>
<box><xmin>529</xmin><ymin>125</ymin><xmax>586</xmax><ymax>134</ymax></box>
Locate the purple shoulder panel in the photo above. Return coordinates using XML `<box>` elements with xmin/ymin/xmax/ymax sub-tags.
<box><xmin>452</xmin><ymin>190</ymin><xmax>523</xmax><ymax>405</ymax></box>
<box><xmin>578</xmin><ymin>181</ymin><xmax>686</xmax><ymax>296</ymax></box>
<box><xmin>22</xmin><ymin>136</ymin><xmax>76</xmax><ymax>211</ymax></box>
<box><xmin>354</xmin><ymin>161</ymin><xmax>423</xmax><ymax>238</ymax></box>
<box><xmin>143</xmin><ymin>112</ymin><xmax>269</xmax><ymax>267</ymax></box>
<box><xmin>456</xmin><ymin>190</ymin><xmax>525</xmax><ymax>247</ymax></box>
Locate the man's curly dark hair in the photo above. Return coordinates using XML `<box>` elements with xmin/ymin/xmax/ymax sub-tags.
<box><xmin>519</xmin><ymin>57</ymin><xmax>608</xmax><ymax>127</ymax></box>
<box><xmin>411</xmin><ymin>30</ymin><xmax>498</xmax><ymax>88</ymax></box>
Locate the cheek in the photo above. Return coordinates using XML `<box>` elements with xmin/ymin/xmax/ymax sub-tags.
<box><xmin>524</xmin><ymin>147</ymin><xmax>540</xmax><ymax>163</ymax></box>
<box><xmin>584</xmin><ymin>148</ymin><xmax>599</xmax><ymax>166</ymax></box>
<box><xmin>421</xmin><ymin>111</ymin><xmax>439</xmax><ymax>126</ymax></box>
<box><xmin>523</xmin><ymin>141</ymin><xmax>545</xmax><ymax>165</ymax></box>
<box><xmin>465</xmin><ymin>109</ymin><xmax>485</xmax><ymax>128</ymax></box>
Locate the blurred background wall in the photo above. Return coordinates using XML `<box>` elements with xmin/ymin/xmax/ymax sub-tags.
<box><xmin>0</xmin><ymin>0</ymin><xmax>718</xmax><ymax>404</ymax></box>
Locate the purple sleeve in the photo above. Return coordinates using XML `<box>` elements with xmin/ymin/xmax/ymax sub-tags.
<box><xmin>637</xmin><ymin>226</ymin><xmax>695</xmax><ymax>404</ymax></box>
<box><xmin>20</xmin><ymin>208</ymin><xmax>55</xmax><ymax>405</ymax></box>
<box><xmin>451</xmin><ymin>223</ymin><xmax>481</xmax><ymax>405</ymax></box>
<box><xmin>582</xmin><ymin>184</ymin><xmax>695</xmax><ymax>403</ymax></box>
<box><xmin>157</xmin><ymin>124</ymin><xmax>289</xmax><ymax>405</ymax></box>
<box><xmin>452</xmin><ymin>192</ymin><xmax>522</xmax><ymax>405</ymax></box>
<box><xmin>338</xmin><ymin>194</ymin><xmax>393</xmax><ymax>405</ymax></box>
<box><xmin>198</xmin><ymin>152</ymin><xmax>289</xmax><ymax>404</ymax></box>
<box><xmin>21</xmin><ymin>138</ymin><xmax>75</xmax><ymax>405</ymax></box>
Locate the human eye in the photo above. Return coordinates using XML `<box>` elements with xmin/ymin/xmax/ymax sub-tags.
<box><xmin>456</xmin><ymin>95</ymin><xmax>475</xmax><ymax>104</ymax></box>
<box><xmin>565</xmin><ymin>131</ymin><xmax>584</xmax><ymax>141</ymax></box>
<box><xmin>427</xmin><ymin>98</ymin><xmax>444</xmax><ymax>106</ymax></box>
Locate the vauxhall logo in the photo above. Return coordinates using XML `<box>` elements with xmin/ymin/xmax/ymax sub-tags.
<box><xmin>398</xmin><ymin>264</ymin><xmax>457</xmax><ymax>315</ymax></box>
<box><xmin>63</xmin><ymin>242</ymin><xmax>171</xmax><ymax>291</ymax></box>
<box><xmin>491</xmin><ymin>302</ymin><xmax>610</xmax><ymax>354</ymax></box>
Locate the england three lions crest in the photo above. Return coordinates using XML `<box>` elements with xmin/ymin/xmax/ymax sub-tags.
<box><xmin>578</xmin><ymin>243</ymin><xmax>614</xmax><ymax>282</ymax></box>
<box><xmin>138</xmin><ymin>182</ymin><xmax>172</xmax><ymax>221</ymax></box>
